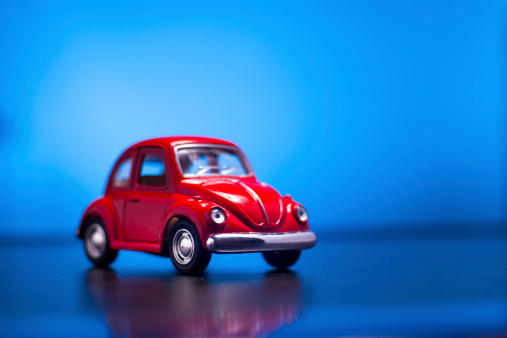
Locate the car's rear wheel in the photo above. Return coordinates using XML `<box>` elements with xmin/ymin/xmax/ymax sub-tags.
<box><xmin>84</xmin><ymin>218</ymin><xmax>118</xmax><ymax>267</ymax></box>
<box><xmin>169</xmin><ymin>220</ymin><xmax>211</xmax><ymax>275</ymax></box>
<box><xmin>262</xmin><ymin>250</ymin><xmax>301</xmax><ymax>269</ymax></box>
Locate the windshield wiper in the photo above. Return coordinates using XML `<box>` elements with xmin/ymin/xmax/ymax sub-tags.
<box><xmin>220</xmin><ymin>166</ymin><xmax>242</xmax><ymax>175</ymax></box>
<box><xmin>197</xmin><ymin>165</ymin><xmax>220</xmax><ymax>175</ymax></box>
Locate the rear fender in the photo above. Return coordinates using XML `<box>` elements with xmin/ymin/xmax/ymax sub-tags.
<box><xmin>78</xmin><ymin>197</ymin><xmax>117</xmax><ymax>242</ymax></box>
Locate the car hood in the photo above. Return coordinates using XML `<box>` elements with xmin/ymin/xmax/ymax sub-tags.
<box><xmin>179</xmin><ymin>178</ymin><xmax>285</xmax><ymax>228</ymax></box>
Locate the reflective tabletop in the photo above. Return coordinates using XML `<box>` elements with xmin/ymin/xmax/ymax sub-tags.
<box><xmin>1</xmin><ymin>225</ymin><xmax>506</xmax><ymax>337</ymax></box>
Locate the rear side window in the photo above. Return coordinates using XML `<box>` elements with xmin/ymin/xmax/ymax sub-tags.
<box><xmin>112</xmin><ymin>157</ymin><xmax>133</xmax><ymax>188</ymax></box>
<box><xmin>138</xmin><ymin>153</ymin><xmax>167</xmax><ymax>187</ymax></box>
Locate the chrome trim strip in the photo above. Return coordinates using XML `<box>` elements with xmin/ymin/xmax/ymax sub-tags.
<box><xmin>239</xmin><ymin>182</ymin><xmax>269</xmax><ymax>226</ymax></box>
<box><xmin>206</xmin><ymin>231</ymin><xmax>317</xmax><ymax>253</ymax></box>
<box><xmin>173</xmin><ymin>143</ymin><xmax>254</xmax><ymax>178</ymax></box>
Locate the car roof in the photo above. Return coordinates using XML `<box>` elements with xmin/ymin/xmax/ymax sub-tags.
<box><xmin>127</xmin><ymin>136</ymin><xmax>238</xmax><ymax>151</ymax></box>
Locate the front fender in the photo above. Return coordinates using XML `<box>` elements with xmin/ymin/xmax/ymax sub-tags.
<box><xmin>159</xmin><ymin>197</ymin><xmax>216</xmax><ymax>251</ymax></box>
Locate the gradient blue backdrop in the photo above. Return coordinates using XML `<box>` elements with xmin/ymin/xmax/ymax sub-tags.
<box><xmin>0</xmin><ymin>0</ymin><xmax>506</xmax><ymax>236</ymax></box>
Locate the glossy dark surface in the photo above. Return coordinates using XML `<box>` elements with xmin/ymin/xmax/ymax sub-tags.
<box><xmin>1</xmin><ymin>225</ymin><xmax>506</xmax><ymax>337</ymax></box>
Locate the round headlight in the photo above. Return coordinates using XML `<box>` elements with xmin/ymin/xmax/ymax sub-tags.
<box><xmin>210</xmin><ymin>207</ymin><xmax>226</xmax><ymax>225</ymax></box>
<box><xmin>295</xmin><ymin>205</ymin><xmax>308</xmax><ymax>222</ymax></box>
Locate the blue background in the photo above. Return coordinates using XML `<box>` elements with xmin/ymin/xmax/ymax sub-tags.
<box><xmin>1</xmin><ymin>0</ymin><xmax>506</xmax><ymax>236</ymax></box>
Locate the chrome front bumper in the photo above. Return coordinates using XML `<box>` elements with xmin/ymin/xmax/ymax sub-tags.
<box><xmin>206</xmin><ymin>231</ymin><xmax>317</xmax><ymax>253</ymax></box>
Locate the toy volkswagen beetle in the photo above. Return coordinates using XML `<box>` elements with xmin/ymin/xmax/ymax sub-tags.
<box><xmin>77</xmin><ymin>137</ymin><xmax>316</xmax><ymax>274</ymax></box>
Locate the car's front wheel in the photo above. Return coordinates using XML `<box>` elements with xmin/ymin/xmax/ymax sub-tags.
<box><xmin>262</xmin><ymin>250</ymin><xmax>301</xmax><ymax>269</ymax></box>
<box><xmin>168</xmin><ymin>220</ymin><xmax>211</xmax><ymax>275</ymax></box>
<box><xmin>84</xmin><ymin>218</ymin><xmax>118</xmax><ymax>267</ymax></box>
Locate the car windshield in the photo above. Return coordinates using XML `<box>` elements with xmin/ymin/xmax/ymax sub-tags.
<box><xmin>175</xmin><ymin>145</ymin><xmax>251</xmax><ymax>177</ymax></box>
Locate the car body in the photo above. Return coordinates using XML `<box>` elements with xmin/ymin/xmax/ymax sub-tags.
<box><xmin>77</xmin><ymin>136</ymin><xmax>316</xmax><ymax>274</ymax></box>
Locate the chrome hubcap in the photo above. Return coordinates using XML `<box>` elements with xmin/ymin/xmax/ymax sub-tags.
<box><xmin>172</xmin><ymin>229</ymin><xmax>195</xmax><ymax>265</ymax></box>
<box><xmin>85</xmin><ymin>223</ymin><xmax>106</xmax><ymax>259</ymax></box>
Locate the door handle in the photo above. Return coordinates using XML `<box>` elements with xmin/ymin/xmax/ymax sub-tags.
<box><xmin>129</xmin><ymin>197</ymin><xmax>139</xmax><ymax>203</ymax></box>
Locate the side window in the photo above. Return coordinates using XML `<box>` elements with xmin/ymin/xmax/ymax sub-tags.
<box><xmin>112</xmin><ymin>157</ymin><xmax>133</xmax><ymax>188</ymax></box>
<box><xmin>138</xmin><ymin>153</ymin><xmax>168</xmax><ymax>187</ymax></box>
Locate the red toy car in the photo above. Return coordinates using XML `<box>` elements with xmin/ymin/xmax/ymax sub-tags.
<box><xmin>77</xmin><ymin>137</ymin><xmax>316</xmax><ymax>274</ymax></box>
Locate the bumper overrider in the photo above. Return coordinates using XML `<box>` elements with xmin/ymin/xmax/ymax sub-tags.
<box><xmin>206</xmin><ymin>231</ymin><xmax>317</xmax><ymax>253</ymax></box>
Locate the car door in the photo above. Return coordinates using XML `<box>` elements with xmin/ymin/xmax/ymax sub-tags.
<box><xmin>124</xmin><ymin>147</ymin><xmax>171</xmax><ymax>243</ymax></box>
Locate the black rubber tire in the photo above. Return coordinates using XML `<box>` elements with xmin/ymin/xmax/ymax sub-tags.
<box><xmin>262</xmin><ymin>250</ymin><xmax>301</xmax><ymax>269</ymax></box>
<box><xmin>168</xmin><ymin>220</ymin><xmax>211</xmax><ymax>275</ymax></box>
<box><xmin>83</xmin><ymin>218</ymin><xmax>118</xmax><ymax>268</ymax></box>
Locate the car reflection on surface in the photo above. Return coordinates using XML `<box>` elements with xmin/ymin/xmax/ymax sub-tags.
<box><xmin>85</xmin><ymin>268</ymin><xmax>302</xmax><ymax>337</ymax></box>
